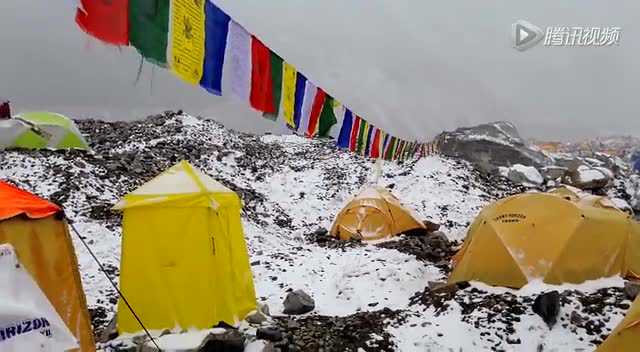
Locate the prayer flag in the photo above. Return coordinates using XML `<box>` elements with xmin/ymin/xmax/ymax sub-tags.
<box><xmin>356</xmin><ymin>120</ymin><xmax>368</xmax><ymax>155</ymax></box>
<box><xmin>299</xmin><ymin>80</ymin><xmax>317</xmax><ymax>133</ymax></box>
<box><xmin>337</xmin><ymin>109</ymin><xmax>353</xmax><ymax>148</ymax></box>
<box><xmin>349</xmin><ymin>116</ymin><xmax>361</xmax><ymax>152</ymax></box>
<box><xmin>293</xmin><ymin>73</ymin><xmax>307</xmax><ymax>129</ymax></box>
<box><xmin>329</xmin><ymin>103</ymin><xmax>345</xmax><ymax>139</ymax></box>
<box><xmin>263</xmin><ymin>51</ymin><xmax>283</xmax><ymax>120</ymax></box>
<box><xmin>226</xmin><ymin>20</ymin><xmax>252</xmax><ymax>102</ymax></box>
<box><xmin>75</xmin><ymin>0</ymin><xmax>129</xmax><ymax>46</ymax></box>
<box><xmin>370</xmin><ymin>128</ymin><xmax>381</xmax><ymax>158</ymax></box>
<box><xmin>250</xmin><ymin>36</ymin><xmax>275</xmax><ymax>113</ymax></box>
<box><xmin>364</xmin><ymin>125</ymin><xmax>374</xmax><ymax>157</ymax></box>
<box><xmin>169</xmin><ymin>0</ymin><xmax>205</xmax><ymax>84</ymax></box>
<box><xmin>129</xmin><ymin>0</ymin><xmax>170</xmax><ymax>66</ymax></box>
<box><xmin>282</xmin><ymin>63</ymin><xmax>297</xmax><ymax>128</ymax></box>
<box><xmin>306</xmin><ymin>89</ymin><xmax>326</xmax><ymax>137</ymax></box>
<box><xmin>200</xmin><ymin>0</ymin><xmax>230</xmax><ymax>95</ymax></box>
<box><xmin>318</xmin><ymin>96</ymin><xmax>338</xmax><ymax>137</ymax></box>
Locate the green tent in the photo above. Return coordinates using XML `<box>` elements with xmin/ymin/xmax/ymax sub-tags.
<box><xmin>0</xmin><ymin>112</ymin><xmax>89</xmax><ymax>150</ymax></box>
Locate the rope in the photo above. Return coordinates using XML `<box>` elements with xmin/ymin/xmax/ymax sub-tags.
<box><xmin>67</xmin><ymin>221</ymin><xmax>161</xmax><ymax>351</ymax></box>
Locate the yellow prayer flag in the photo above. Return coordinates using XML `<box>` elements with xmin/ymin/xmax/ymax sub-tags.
<box><xmin>282</xmin><ymin>63</ymin><xmax>297</xmax><ymax>128</ymax></box>
<box><xmin>170</xmin><ymin>0</ymin><xmax>205</xmax><ymax>84</ymax></box>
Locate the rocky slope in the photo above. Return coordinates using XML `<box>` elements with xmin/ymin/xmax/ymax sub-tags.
<box><xmin>0</xmin><ymin>112</ymin><xmax>636</xmax><ymax>351</ymax></box>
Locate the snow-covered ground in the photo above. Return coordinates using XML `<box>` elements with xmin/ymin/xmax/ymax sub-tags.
<box><xmin>0</xmin><ymin>114</ymin><xmax>632</xmax><ymax>351</ymax></box>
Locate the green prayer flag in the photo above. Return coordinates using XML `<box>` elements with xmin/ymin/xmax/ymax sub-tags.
<box><xmin>385</xmin><ymin>137</ymin><xmax>396</xmax><ymax>160</ymax></box>
<box><xmin>129</xmin><ymin>0</ymin><xmax>170</xmax><ymax>66</ymax></box>
<box><xmin>317</xmin><ymin>96</ymin><xmax>338</xmax><ymax>137</ymax></box>
<box><xmin>263</xmin><ymin>51</ymin><xmax>283</xmax><ymax>121</ymax></box>
<box><xmin>356</xmin><ymin>120</ymin><xmax>367</xmax><ymax>154</ymax></box>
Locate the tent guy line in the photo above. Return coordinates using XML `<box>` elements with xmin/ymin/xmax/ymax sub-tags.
<box><xmin>67</xmin><ymin>220</ymin><xmax>160</xmax><ymax>350</ymax></box>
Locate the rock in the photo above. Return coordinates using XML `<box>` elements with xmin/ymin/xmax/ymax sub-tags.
<box><xmin>283</xmin><ymin>290</ymin><xmax>315</xmax><ymax>315</ymax></box>
<box><xmin>259</xmin><ymin>303</ymin><xmax>271</xmax><ymax>317</ymax></box>
<box><xmin>246</xmin><ymin>309</ymin><xmax>268</xmax><ymax>325</ymax></box>
<box><xmin>540</xmin><ymin>166</ymin><xmax>568</xmax><ymax>181</ymax></box>
<box><xmin>567</xmin><ymin>165</ymin><xmax>612</xmax><ymax>190</ymax></box>
<box><xmin>312</xmin><ymin>227</ymin><xmax>328</xmax><ymax>237</ymax></box>
<box><xmin>200</xmin><ymin>329</ymin><xmax>245</xmax><ymax>352</ymax></box>
<box><xmin>552</xmin><ymin>155</ymin><xmax>585</xmax><ymax>171</ymax></box>
<box><xmin>423</xmin><ymin>220</ymin><xmax>441</xmax><ymax>233</ymax></box>
<box><xmin>430</xmin><ymin>282</ymin><xmax>461</xmax><ymax>295</ymax></box>
<box><xmin>532</xmin><ymin>291</ymin><xmax>561</xmax><ymax>329</ymax></box>
<box><xmin>506</xmin><ymin>164</ymin><xmax>544</xmax><ymax>186</ymax></box>
<box><xmin>624</xmin><ymin>281</ymin><xmax>640</xmax><ymax>300</ymax></box>
<box><xmin>436</xmin><ymin>121</ymin><xmax>550</xmax><ymax>173</ymax></box>
<box><xmin>570</xmin><ymin>311</ymin><xmax>585</xmax><ymax>326</ymax></box>
<box><xmin>257</xmin><ymin>327</ymin><xmax>284</xmax><ymax>342</ymax></box>
<box><xmin>97</xmin><ymin>315</ymin><xmax>118</xmax><ymax>343</ymax></box>
<box><xmin>108</xmin><ymin>342</ymin><xmax>137</xmax><ymax>352</ymax></box>
<box><xmin>245</xmin><ymin>341</ymin><xmax>278</xmax><ymax>352</ymax></box>
<box><xmin>428</xmin><ymin>281</ymin><xmax>446</xmax><ymax>290</ymax></box>
<box><xmin>427</xmin><ymin>231</ymin><xmax>450</xmax><ymax>247</ymax></box>
<box><xmin>627</xmin><ymin>175</ymin><xmax>640</xmax><ymax>212</ymax></box>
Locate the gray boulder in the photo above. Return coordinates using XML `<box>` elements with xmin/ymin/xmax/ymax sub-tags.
<box><xmin>505</xmin><ymin>164</ymin><xmax>544</xmax><ymax>186</ymax></box>
<box><xmin>627</xmin><ymin>175</ymin><xmax>640</xmax><ymax>212</ymax></box>
<box><xmin>283</xmin><ymin>290</ymin><xmax>315</xmax><ymax>315</ymax></box>
<box><xmin>436</xmin><ymin>121</ymin><xmax>550</xmax><ymax>173</ymax></box>
<box><xmin>246</xmin><ymin>309</ymin><xmax>268</xmax><ymax>325</ymax></box>
<box><xmin>540</xmin><ymin>166</ymin><xmax>568</xmax><ymax>181</ymax></box>
<box><xmin>566</xmin><ymin>165</ymin><xmax>612</xmax><ymax>190</ymax></box>
<box><xmin>550</xmin><ymin>154</ymin><xmax>585</xmax><ymax>171</ymax></box>
<box><xmin>532</xmin><ymin>291</ymin><xmax>561</xmax><ymax>329</ymax></box>
<box><xmin>625</xmin><ymin>281</ymin><xmax>640</xmax><ymax>300</ymax></box>
<box><xmin>200</xmin><ymin>329</ymin><xmax>245</xmax><ymax>352</ymax></box>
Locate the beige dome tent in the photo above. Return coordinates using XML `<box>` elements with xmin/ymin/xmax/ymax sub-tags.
<box><xmin>330</xmin><ymin>186</ymin><xmax>426</xmax><ymax>241</ymax></box>
<box><xmin>449</xmin><ymin>187</ymin><xmax>640</xmax><ymax>288</ymax></box>
<box><xmin>597</xmin><ymin>294</ymin><xmax>640</xmax><ymax>351</ymax></box>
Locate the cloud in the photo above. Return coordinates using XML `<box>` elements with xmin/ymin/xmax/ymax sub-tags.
<box><xmin>1</xmin><ymin>0</ymin><xmax>638</xmax><ymax>141</ymax></box>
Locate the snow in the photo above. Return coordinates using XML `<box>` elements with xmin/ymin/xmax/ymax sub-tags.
<box><xmin>0</xmin><ymin>115</ymin><xmax>633</xmax><ymax>351</ymax></box>
<box><xmin>141</xmin><ymin>329</ymin><xmax>225</xmax><ymax>351</ymax></box>
<box><xmin>577</xmin><ymin>165</ymin><xmax>608</xmax><ymax>183</ymax></box>
<box><xmin>464</xmin><ymin>134</ymin><xmax>515</xmax><ymax>147</ymax></box>
<box><xmin>508</xmin><ymin>164</ymin><xmax>544</xmax><ymax>185</ymax></box>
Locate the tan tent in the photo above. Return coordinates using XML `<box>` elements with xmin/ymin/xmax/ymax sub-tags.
<box><xmin>0</xmin><ymin>181</ymin><xmax>95</xmax><ymax>351</ymax></box>
<box><xmin>449</xmin><ymin>188</ymin><xmax>640</xmax><ymax>288</ymax></box>
<box><xmin>597</xmin><ymin>294</ymin><xmax>640</xmax><ymax>351</ymax></box>
<box><xmin>330</xmin><ymin>186</ymin><xmax>426</xmax><ymax>241</ymax></box>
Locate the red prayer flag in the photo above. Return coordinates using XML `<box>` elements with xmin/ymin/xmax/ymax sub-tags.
<box><xmin>349</xmin><ymin>116</ymin><xmax>361</xmax><ymax>152</ymax></box>
<box><xmin>75</xmin><ymin>0</ymin><xmax>129</xmax><ymax>46</ymax></box>
<box><xmin>370</xmin><ymin>129</ymin><xmax>381</xmax><ymax>158</ymax></box>
<box><xmin>250</xmin><ymin>37</ymin><xmax>275</xmax><ymax>113</ymax></box>
<box><xmin>306</xmin><ymin>89</ymin><xmax>327</xmax><ymax>137</ymax></box>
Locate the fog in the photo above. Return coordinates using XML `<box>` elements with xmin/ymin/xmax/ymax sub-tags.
<box><xmin>1</xmin><ymin>0</ymin><xmax>639</xmax><ymax>141</ymax></box>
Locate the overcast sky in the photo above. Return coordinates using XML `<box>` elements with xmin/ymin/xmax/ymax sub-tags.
<box><xmin>1</xmin><ymin>1</ymin><xmax>639</xmax><ymax>141</ymax></box>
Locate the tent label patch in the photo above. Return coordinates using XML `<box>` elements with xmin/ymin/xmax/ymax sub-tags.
<box><xmin>494</xmin><ymin>213</ymin><xmax>526</xmax><ymax>224</ymax></box>
<box><xmin>0</xmin><ymin>317</ymin><xmax>51</xmax><ymax>342</ymax></box>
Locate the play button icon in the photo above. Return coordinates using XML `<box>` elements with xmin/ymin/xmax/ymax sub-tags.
<box><xmin>512</xmin><ymin>20</ymin><xmax>544</xmax><ymax>51</ymax></box>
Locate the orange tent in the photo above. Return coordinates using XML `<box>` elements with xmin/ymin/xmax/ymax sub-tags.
<box><xmin>330</xmin><ymin>186</ymin><xmax>426</xmax><ymax>241</ymax></box>
<box><xmin>0</xmin><ymin>181</ymin><xmax>95</xmax><ymax>351</ymax></box>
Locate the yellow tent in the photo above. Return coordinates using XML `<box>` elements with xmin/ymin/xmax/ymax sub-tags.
<box><xmin>449</xmin><ymin>188</ymin><xmax>640</xmax><ymax>288</ymax></box>
<box><xmin>0</xmin><ymin>181</ymin><xmax>95</xmax><ymax>352</ymax></box>
<box><xmin>113</xmin><ymin>161</ymin><xmax>257</xmax><ymax>333</ymax></box>
<box><xmin>330</xmin><ymin>186</ymin><xmax>426</xmax><ymax>241</ymax></box>
<box><xmin>597</xmin><ymin>294</ymin><xmax>640</xmax><ymax>351</ymax></box>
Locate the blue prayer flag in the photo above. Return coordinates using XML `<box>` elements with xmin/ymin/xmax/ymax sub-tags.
<box><xmin>200</xmin><ymin>1</ymin><xmax>230</xmax><ymax>95</ymax></box>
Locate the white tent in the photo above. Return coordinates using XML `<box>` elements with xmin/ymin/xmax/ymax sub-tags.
<box><xmin>0</xmin><ymin>244</ymin><xmax>78</xmax><ymax>351</ymax></box>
